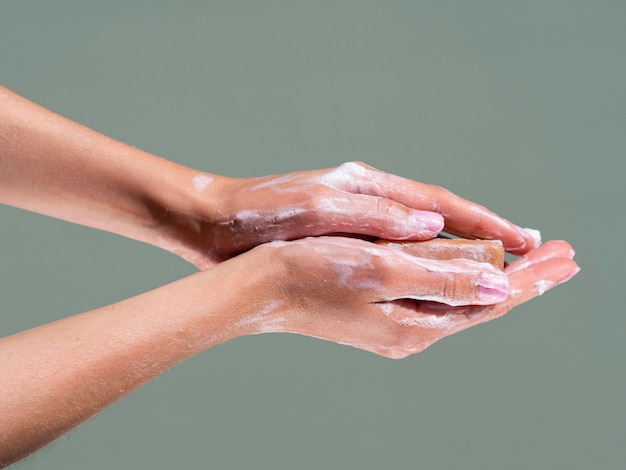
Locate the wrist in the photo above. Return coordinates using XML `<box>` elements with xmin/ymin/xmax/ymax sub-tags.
<box><xmin>178</xmin><ymin>244</ymin><xmax>289</xmax><ymax>341</ymax></box>
<box><xmin>139</xmin><ymin>161</ymin><xmax>233</xmax><ymax>268</ymax></box>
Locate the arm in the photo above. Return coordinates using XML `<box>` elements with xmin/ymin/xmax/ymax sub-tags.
<box><xmin>0</xmin><ymin>85</ymin><xmax>216</xmax><ymax>266</ymax></box>
<box><xmin>0</xmin><ymin>237</ymin><xmax>578</xmax><ymax>466</ymax></box>
<box><xmin>0</xmin><ymin>86</ymin><xmax>539</xmax><ymax>269</ymax></box>
<box><xmin>0</xmin><ymin>254</ymin><xmax>257</xmax><ymax>467</ymax></box>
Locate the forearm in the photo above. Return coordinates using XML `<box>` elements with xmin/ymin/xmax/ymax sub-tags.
<box><xmin>0</xmin><ymin>84</ymin><xmax>541</xmax><ymax>269</ymax></box>
<box><xmin>0</xmin><ymin>259</ymin><xmax>257</xmax><ymax>467</ymax></box>
<box><xmin>0</xmin><ymin>234</ymin><xmax>579</xmax><ymax>466</ymax></box>
<box><xmin>0</xmin><ymin>85</ymin><xmax>223</xmax><ymax>260</ymax></box>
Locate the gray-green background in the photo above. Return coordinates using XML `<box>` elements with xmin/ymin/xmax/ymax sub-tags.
<box><xmin>1</xmin><ymin>1</ymin><xmax>623</xmax><ymax>468</ymax></box>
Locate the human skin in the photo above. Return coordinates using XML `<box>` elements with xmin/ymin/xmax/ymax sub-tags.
<box><xmin>0</xmin><ymin>85</ymin><xmax>579</xmax><ymax>465</ymax></box>
<box><xmin>0</xmin><ymin>86</ymin><xmax>539</xmax><ymax>270</ymax></box>
<box><xmin>0</xmin><ymin>237</ymin><xmax>578</xmax><ymax>466</ymax></box>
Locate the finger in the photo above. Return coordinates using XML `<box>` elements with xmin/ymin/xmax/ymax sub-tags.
<box><xmin>374</xmin><ymin>249</ymin><xmax>510</xmax><ymax>306</ymax></box>
<box><xmin>380</xmin><ymin>256</ymin><xmax>579</xmax><ymax>338</ymax></box>
<box><xmin>506</xmin><ymin>240</ymin><xmax>575</xmax><ymax>274</ymax></box>
<box><xmin>294</xmin><ymin>237</ymin><xmax>510</xmax><ymax>307</ymax></box>
<box><xmin>313</xmin><ymin>193</ymin><xmax>444</xmax><ymax>240</ymax></box>
<box><xmin>218</xmin><ymin>197</ymin><xmax>443</xmax><ymax>256</ymax></box>
<box><xmin>318</xmin><ymin>162</ymin><xmax>536</xmax><ymax>254</ymax></box>
<box><xmin>505</xmin><ymin>256</ymin><xmax>579</xmax><ymax>307</ymax></box>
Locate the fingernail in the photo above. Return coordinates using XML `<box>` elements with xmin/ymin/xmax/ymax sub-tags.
<box><xmin>514</xmin><ymin>225</ymin><xmax>542</xmax><ymax>249</ymax></box>
<box><xmin>504</xmin><ymin>225</ymin><xmax>527</xmax><ymax>252</ymax></box>
<box><xmin>408</xmin><ymin>211</ymin><xmax>444</xmax><ymax>236</ymax></box>
<box><xmin>477</xmin><ymin>272</ymin><xmax>509</xmax><ymax>302</ymax></box>
<box><xmin>566</xmin><ymin>248</ymin><xmax>576</xmax><ymax>259</ymax></box>
<box><xmin>524</xmin><ymin>227</ymin><xmax>542</xmax><ymax>247</ymax></box>
<box><xmin>558</xmin><ymin>266</ymin><xmax>580</xmax><ymax>285</ymax></box>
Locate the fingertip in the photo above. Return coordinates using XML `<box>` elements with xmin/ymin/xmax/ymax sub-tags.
<box><xmin>507</xmin><ymin>226</ymin><xmax>542</xmax><ymax>254</ymax></box>
<box><xmin>506</xmin><ymin>240</ymin><xmax>575</xmax><ymax>274</ymax></box>
<box><xmin>407</xmin><ymin>210</ymin><xmax>444</xmax><ymax>238</ymax></box>
<box><xmin>537</xmin><ymin>256</ymin><xmax>578</xmax><ymax>278</ymax></box>
<box><xmin>502</xmin><ymin>230</ymin><xmax>529</xmax><ymax>255</ymax></box>
<box><xmin>546</xmin><ymin>240</ymin><xmax>575</xmax><ymax>260</ymax></box>
<box><xmin>557</xmin><ymin>264</ymin><xmax>580</xmax><ymax>286</ymax></box>
<box><xmin>537</xmin><ymin>258</ymin><xmax>579</xmax><ymax>295</ymax></box>
<box><xmin>511</xmin><ymin>257</ymin><xmax>579</xmax><ymax>298</ymax></box>
<box><xmin>521</xmin><ymin>227</ymin><xmax>542</xmax><ymax>248</ymax></box>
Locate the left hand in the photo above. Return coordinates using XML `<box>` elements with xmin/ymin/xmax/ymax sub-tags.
<box><xmin>179</xmin><ymin>162</ymin><xmax>538</xmax><ymax>268</ymax></box>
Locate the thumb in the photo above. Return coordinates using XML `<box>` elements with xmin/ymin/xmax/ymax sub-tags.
<box><xmin>379</xmin><ymin>256</ymin><xmax>509</xmax><ymax>307</ymax></box>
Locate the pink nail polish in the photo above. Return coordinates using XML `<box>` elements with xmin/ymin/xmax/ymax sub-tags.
<box><xmin>408</xmin><ymin>211</ymin><xmax>444</xmax><ymax>236</ymax></box>
<box><xmin>477</xmin><ymin>272</ymin><xmax>509</xmax><ymax>302</ymax></box>
<box><xmin>478</xmin><ymin>286</ymin><xmax>509</xmax><ymax>303</ymax></box>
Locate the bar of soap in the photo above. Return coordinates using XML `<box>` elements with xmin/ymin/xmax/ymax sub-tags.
<box><xmin>377</xmin><ymin>238</ymin><xmax>505</xmax><ymax>269</ymax></box>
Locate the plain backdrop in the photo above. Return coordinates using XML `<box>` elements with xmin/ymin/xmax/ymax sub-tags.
<box><xmin>1</xmin><ymin>1</ymin><xmax>624</xmax><ymax>469</ymax></box>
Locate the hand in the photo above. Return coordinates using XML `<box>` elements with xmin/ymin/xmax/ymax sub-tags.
<box><xmin>184</xmin><ymin>162</ymin><xmax>539</xmax><ymax>268</ymax></box>
<box><xmin>0</xmin><ymin>87</ymin><xmax>539</xmax><ymax>271</ymax></box>
<box><xmin>233</xmin><ymin>238</ymin><xmax>578</xmax><ymax>359</ymax></box>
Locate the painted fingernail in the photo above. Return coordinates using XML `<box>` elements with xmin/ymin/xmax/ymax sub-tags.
<box><xmin>524</xmin><ymin>228</ymin><xmax>542</xmax><ymax>247</ymax></box>
<box><xmin>558</xmin><ymin>266</ymin><xmax>580</xmax><ymax>285</ymax></box>
<box><xmin>477</xmin><ymin>272</ymin><xmax>509</xmax><ymax>302</ymax></box>
<box><xmin>408</xmin><ymin>211</ymin><xmax>444</xmax><ymax>236</ymax></box>
<box><xmin>566</xmin><ymin>248</ymin><xmax>576</xmax><ymax>259</ymax></box>
<box><xmin>514</xmin><ymin>225</ymin><xmax>542</xmax><ymax>249</ymax></box>
<box><xmin>503</xmin><ymin>225</ymin><xmax>527</xmax><ymax>252</ymax></box>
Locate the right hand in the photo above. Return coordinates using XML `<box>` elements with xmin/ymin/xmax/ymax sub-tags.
<box><xmin>232</xmin><ymin>237</ymin><xmax>578</xmax><ymax>358</ymax></box>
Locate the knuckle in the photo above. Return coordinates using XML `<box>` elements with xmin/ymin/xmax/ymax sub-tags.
<box><xmin>301</xmin><ymin>194</ymin><xmax>321</xmax><ymax>213</ymax></box>
<box><xmin>336</xmin><ymin>161</ymin><xmax>364</xmax><ymax>176</ymax></box>
<box><xmin>435</xmin><ymin>272</ymin><xmax>472</xmax><ymax>304</ymax></box>
<box><xmin>340</xmin><ymin>160</ymin><xmax>367</xmax><ymax>170</ymax></box>
<box><xmin>297</xmin><ymin>190</ymin><xmax>338</xmax><ymax>223</ymax></box>
<box><xmin>337</xmin><ymin>161</ymin><xmax>377</xmax><ymax>178</ymax></box>
<box><xmin>442</xmin><ymin>274</ymin><xmax>462</xmax><ymax>298</ymax></box>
